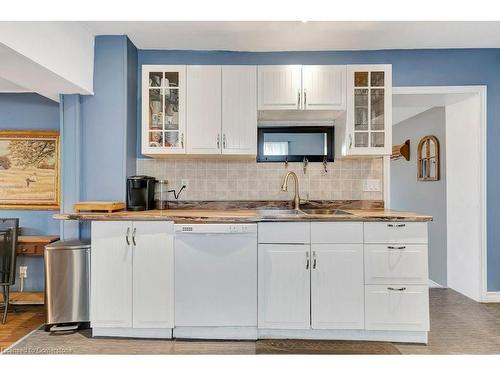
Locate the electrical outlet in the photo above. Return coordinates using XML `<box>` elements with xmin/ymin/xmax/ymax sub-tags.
<box><xmin>181</xmin><ymin>179</ymin><xmax>189</xmax><ymax>190</ymax></box>
<box><xmin>363</xmin><ymin>179</ymin><xmax>381</xmax><ymax>192</ymax></box>
<box><xmin>19</xmin><ymin>265</ymin><xmax>28</xmax><ymax>278</ymax></box>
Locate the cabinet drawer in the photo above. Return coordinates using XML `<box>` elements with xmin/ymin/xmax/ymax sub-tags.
<box><xmin>258</xmin><ymin>222</ymin><xmax>310</xmax><ymax>244</ymax></box>
<box><xmin>16</xmin><ymin>243</ymin><xmax>43</xmax><ymax>256</ymax></box>
<box><xmin>311</xmin><ymin>222</ymin><xmax>363</xmax><ymax>243</ymax></box>
<box><xmin>364</xmin><ymin>222</ymin><xmax>427</xmax><ymax>244</ymax></box>
<box><xmin>365</xmin><ymin>285</ymin><xmax>429</xmax><ymax>331</ymax></box>
<box><xmin>364</xmin><ymin>244</ymin><xmax>428</xmax><ymax>285</ymax></box>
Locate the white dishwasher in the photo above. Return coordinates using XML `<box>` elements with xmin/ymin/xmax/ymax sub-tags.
<box><xmin>174</xmin><ymin>223</ymin><xmax>257</xmax><ymax>339</ymax></box>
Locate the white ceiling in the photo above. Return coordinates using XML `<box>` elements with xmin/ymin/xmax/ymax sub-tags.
<box><xmin>83</xmin><ymin>21</ymin><xmax>500</xmax><ymax>51</ymax></box>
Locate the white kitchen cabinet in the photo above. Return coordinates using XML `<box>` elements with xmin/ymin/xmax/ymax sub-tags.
<box><xmin>302</xmin><ymin>65</ymin><xmax>346</xmax><ymax>110</ymax></box>
<box><xmin>221</xmin><ymin>66</ymin><xmax>257</xmax><ymax>155</ymax></box>
<box><xmin>258</xmin><ymin>65</ymin><xmax>302</xmax><ymax>110</ymax></box>
<box><xmin>142</xmin><ymin>65</ymin><xmax>186</xmax><ymax>156</ymax></box>
<box><xmin>344</xmin><ymin>64</ymin><xmax>392</xmax><ymax>156</ymax></box>
<box><xmin>91</xmin><ymin>222</ymin><xmax>133</xmax><ymax>328</ymax></box>
<box><xmin>311</xmin><ymin>244</ymin><xmax>365</xmax><ymax>329</ymax></box>
<box><xmin>187</xmin><ymin>66</ymin><xmax>222</xmax><ymax>154</ymax></box>
<box><xmin>311</xmin><ymin>222</ymin><xmax>363</xmax><ymax>244</ymax></box>
<box><xmin>132</xmin><ymin>221</ymin><xmax>174</xmax><ymax>328</ymax></box>
<box><xmin>364</xmin><ymin>222</ymin><xmax>428</xmax><ymax>244</ymax></box>
<box><xmin>258</xmin><ymin>222</ymin><xmax>310</xmax><ymax>244</ymax></box>
<box><xmin>258</xmin><ymin>244</ymin><xmax>311</xmax><ymax>329</ymax></box>
<box><xmin>90</xmin><ymin>221</ymin><xmax>174</xmax><ymax>331</ymax></box>
<box><xmin>365</xmin><ymin>285</ymin><xmax>430</xmax><ymax>331</ymax></box>
<box><xmin>364</xmin><ymin>244</ymin><xmax>429</xmax><ymax>285</ymax></box>
<box><xmin>258</xmin><ymin>65</ymin><xmax>346</xmax><ymax>111</ymax></box>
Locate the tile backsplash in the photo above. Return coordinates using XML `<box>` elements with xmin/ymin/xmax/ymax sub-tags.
<box><xmin>136</xmin><ymin>158</ymin><xmax>384</xmax><ymax>201</ymax></box>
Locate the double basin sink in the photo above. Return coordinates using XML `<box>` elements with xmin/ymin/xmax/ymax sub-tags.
<box><xmin>256</xmin><ymin>208</ymin><xmax>352</xmax><ymax>216</ymax></box>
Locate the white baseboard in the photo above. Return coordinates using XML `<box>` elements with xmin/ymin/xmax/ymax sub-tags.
<box><xmin>92</xmin><ymin>327</ymin><xmax>173</xmax><ymax>339</ymax></box>
<box><xmin>483</xmin><ymin>291</ymin><xmax>500</xmax><ymax>303</ymax></box>
<box><xmin>429</xmin><ymin>279</ymin><xmax>444</xmax><ymax>288</ymax></box>
<box><xmin>258</xmin><ymin>329</ymin><xmax>428</xmax><ymax>344</ymax></box>
<box><xmin>174</xmin><ymin>326</ymin><xmax>258</xmax><ymax>340</ymax></box>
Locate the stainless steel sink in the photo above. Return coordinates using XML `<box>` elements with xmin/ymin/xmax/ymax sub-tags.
<box><xmin>256</xmin><ymin>209</ymin><xmax>303</xmax><ymax>215</ymax></box>
<box><xmin>300</xmin><ymin>208</ymin><xmax>352</xmax><ymax>215</ymax></box>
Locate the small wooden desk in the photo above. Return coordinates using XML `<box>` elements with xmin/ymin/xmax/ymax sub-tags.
<box><xmin>11</xmin><ymin>235</ymin><xmax>59</xmax><ymax>305</ymax></box>
<box><xmin>16</xmin><ymin>235</ymin><xmax>59</xmax><ymax>256</ymax></box>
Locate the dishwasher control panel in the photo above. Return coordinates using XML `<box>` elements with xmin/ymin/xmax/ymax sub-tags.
<box><xmin>175</xmin><ymin>224</ymin><xmax>257</xmax><ymax>234</ymax></box>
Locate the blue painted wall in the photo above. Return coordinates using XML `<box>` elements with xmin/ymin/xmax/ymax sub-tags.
<box><xmin>137</xmin><ymin>49</ymin><xmax>500</xmax><ymax>290</ymax></box>
<box><xmin>0</xmin><ymin>93</ymin><xmax>60</xmax><ymax>291</ymax></box>
<box><xmin>75</xmin><ymin>35</ymin><xmax>137</xmax><ymax>239</ymax></box>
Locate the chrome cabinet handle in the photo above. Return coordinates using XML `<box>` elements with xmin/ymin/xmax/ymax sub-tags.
<box><xmin>388</xmin><ymin>246</ymin><xmax>406</xmax><ymax>250</ymax></box>
<box><xmin>388</xmin><ymin>287</ymin><xmax>407</xmax><ymax>291</ymax></box>
<box><xmin>387</xmin><ymin>223</ymin><xmax>406</xmax><ymax>228</ymax></box>
<box><xmin>297</xmin><ymin>90</ymin><xmax>301</xmax><ymax>109</ymax></box>
<box><xmin>180</xmin><ymin>133</ymin><xmax>184</xmax><ymax>148</ymax></box>
<box><xmin>217</xmin><ymin>134</ymin><xmax>220</xmax><ymax>149</ymax></box>
<box><xmin>304</xmin><ymin>89</ymin><xmax>307</xmax><ymax>107</ymax></box>
<box><xmin>132</xmin><ymin>228</ymin><xmax>137</xmax><ymax>246</ymax></box>
<box><xmin>349</xmin><ymin>134</ymin><xmax>353</xmax><ymax>149</ymax></box>
<box><xmin>312</xmin><ymin>251</ymin><xmax>317</xmax><ymax>269</ymax></box>
<box><xmin>222</xmin><ymin>134</ymin><xmax>227</xmax><ymax>149</ymax></box>
<box><xmin>306</xmin><ymin>251</ymin><xmax>310</xmax><ymax>270</ymax></box>
<box><xmin>125</xmin><ymin>227</ymin><xmax>130</xmax><ymax>246</ymax></box>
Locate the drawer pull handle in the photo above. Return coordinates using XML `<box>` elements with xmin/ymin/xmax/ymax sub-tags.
<box><xmin>387</xmin><ymin>287</ymin><xmax>407</xmax><ymax>291</ymax></box>
<box><xmin>126</xmin><ymin>227</ymin><xmax>130</xmax><ymax>246</ymax></box>
<box><xmin>22</xmin><ymin>248</ymin><xmax>28</xmax><ymax>252</ymax></box>
<box><xmin>306</xmin><ymin>251</ymin><xmax>310</xmax><ymax>270</ymax></box>
<box><xmin>387</xmin><ymin>223</ymin><xmax>406</xmax><ymax>228</ymax></box>
<box><xmin>312</xmin><ymin>251</ymin><xmax>317</xmax><ymax>269</ymax></box>
<box><xmin>387</xmin><ymin>246</ymin><xmax>406</xmax><ymax>250</ymax></box>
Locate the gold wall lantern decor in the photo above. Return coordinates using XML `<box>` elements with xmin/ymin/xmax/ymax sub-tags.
<box><xmin>417</xmin><ymin>135</ymin><xmax>440</xmax><ymax>181</ymax></box>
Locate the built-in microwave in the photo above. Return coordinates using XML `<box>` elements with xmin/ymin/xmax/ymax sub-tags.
<box><xmin>256</xmin><ymin>125</ymin><xmax>334</xmax><ymax>163</ymax></box>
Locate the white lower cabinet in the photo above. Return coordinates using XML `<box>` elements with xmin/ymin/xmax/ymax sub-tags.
<box><xmin>91</xmin><ymin>222</ymin><xmax>133</xmax><ymax>328</ymax></box>
<box><xmin>365</xmin><ymin>285</ymin><xmax>430</xmax><ymax>331</ymax></box>
<box><xmin>132</xmin><ymin>222</ymin><xmax>174</xmax><ymax>328</ymax></box>
<box><xmin>258</xmin><ymin>244</ymin><xmax>311</xmax><ymax>329</ymax></box>
<box><xmin>258</xmin><ymin>222</ymin><xmax>365</xmax><ymax>331</ymax></box>
<box><xmin>258</xmin><ymin>221</ymin><xmax>429</xmax><ymax>342</ymax></box>
<box><xmin>364</xmin><ymin>244</ymin><xmax>428</xmax><ymax>285</ymax></box>
<box><xmin>311</xmin><ymin>244</ymin><xmax>364</xmax><ymax>329</ymax></box>
<box><xmin>363</xmin><ymin>221</ymin><xmax>430</xmax><ymax>334</ymax></box>
<box><xmin>91</xmin><ymin>221</ymin><xmax>174</xmax><ymax>332</ymax></box>
<box><xmin>89</xmin><ymin>219</ymin><xmax>429</xmax><ymax>342</ymax></box>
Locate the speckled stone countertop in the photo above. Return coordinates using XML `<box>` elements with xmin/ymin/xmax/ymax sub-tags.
<box><xmin>54</xmin><ymin>200</ymin><xmax>432</xmax><ymax>223</ymax></box>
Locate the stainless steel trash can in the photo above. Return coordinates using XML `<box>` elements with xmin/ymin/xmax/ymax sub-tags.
<box><xmin>44</xmin><ymin>240</ymin><xmax>90</xmax><ymax>331</ymax></box>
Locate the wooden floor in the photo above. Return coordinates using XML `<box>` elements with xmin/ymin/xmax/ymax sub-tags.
<box><xmin>2</xmin><ymin>288</ymin><xmax>500</xmax><ymax>354</ymax></box>
<box><xmin>0</xmin><ymin>305</ymin><xmax>45</xmax><ymax>352</ymax></box>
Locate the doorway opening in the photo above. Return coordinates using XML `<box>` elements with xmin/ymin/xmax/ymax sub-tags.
<box><xmin>387</xmin><ymin>86</ymin><xmax>487</xmax><ymax>302</ymax></box>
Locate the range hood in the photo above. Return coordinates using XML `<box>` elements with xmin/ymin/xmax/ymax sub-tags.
<box><xmin>257</xmin><ymin>109</ymin><xmax>345</xmax><ymax>123</ymax></box>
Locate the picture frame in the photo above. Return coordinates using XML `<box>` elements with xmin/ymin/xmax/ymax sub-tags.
<box><xmin>0</xmin><ymin>130</ymin><xmax>60</xmax><ymax>210</ymax></box>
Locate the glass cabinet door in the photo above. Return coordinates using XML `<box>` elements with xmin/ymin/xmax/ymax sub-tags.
<box><xmin>352</xmin><ymin>69</ymin><xmax>386</xmax><ymax>150</ymax></box>
<box><xmin>144</xmin><ymin>67</ymin><xmax>185</xmax><ymax>154</ymax></box>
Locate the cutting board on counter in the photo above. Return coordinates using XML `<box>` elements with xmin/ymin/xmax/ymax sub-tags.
<box><xmin>74</xmin><ymin>201</ymin><xmax>125</xmax><ymax>213</ymax></box>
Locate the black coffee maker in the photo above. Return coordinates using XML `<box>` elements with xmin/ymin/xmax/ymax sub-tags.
<box><xmin>126</xmin><ymin>176</ymin><xmax>156</xmax><ymax>211</ymax></box>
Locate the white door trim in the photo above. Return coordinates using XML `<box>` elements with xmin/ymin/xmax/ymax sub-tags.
<box><xmin>389</xmin><ymin>85</ymin><xmax>488</xmax><ymax>301</ymax></box>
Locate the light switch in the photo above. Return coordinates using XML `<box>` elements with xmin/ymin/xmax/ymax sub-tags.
<box><xmin>363</xmin><ymin>179</ymin><xmax>381</xmax><ymax>192</ymax></box>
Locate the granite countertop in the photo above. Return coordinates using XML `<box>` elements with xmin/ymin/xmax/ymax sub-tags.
<box><xmin>54</xmin><ymin>200</ymin><xmax>432</xmax><ymax>223</ymax></box>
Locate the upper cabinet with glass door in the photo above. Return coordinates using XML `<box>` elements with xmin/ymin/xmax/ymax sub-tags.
<box><xmin>142</xmin><ymin>65</ymin><xmax>186</xmax><ymax>156</ymax></box>
<box><xmin>345</xmin><ymin>65</ymin><xmax>392</xmax><ymax>156</ymax></box>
